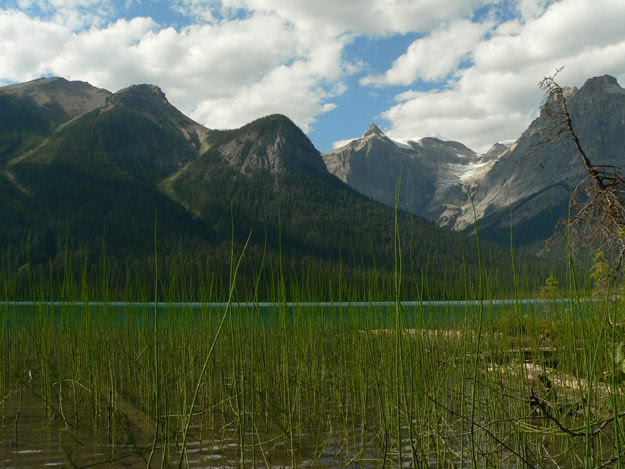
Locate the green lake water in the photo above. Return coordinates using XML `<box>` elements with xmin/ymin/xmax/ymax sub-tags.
<box><xmin>0</xmin><ymin>299</ymin><xmax>581</xmax><ymax>329</ymax></box>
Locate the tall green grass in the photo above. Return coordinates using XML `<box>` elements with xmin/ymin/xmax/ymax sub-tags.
<box><xmin>0</xmin><ymin>227</ymin><xmax>623</xmax><ymax>467</ymax></box>
<box><xmin>1</xmin><ymin>295</ymin><xmax>624</xmax><ymax>466</ymax></box>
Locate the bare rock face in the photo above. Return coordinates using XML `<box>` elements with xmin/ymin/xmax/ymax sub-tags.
<box><xmin>218</xmin><ymin>114</ymin><xmax>329</xmax><ymax>177</ymax></box>
<box><xmin>323</xmin><ymin>75</ymin><xmax>625</xmax><ymax>245</ymax></box>
<box><xmin>0</xmin><ymin>77</ymin><xmax>111</xmax><ymax>118</ymax></box>
<box><xmin>322</xmin><ymin>123</ymin><xmax>489</xmax><ymax>227</ymax></box>
<box><xmin>364</xmin><ymin>122</ymin><xmax>385</xmax><ymax>137</ymax></box>
<box><xmin>106</xmin><ymin>84</ymin><xmax>169</xmax><ymax>112</ymax></box>
<box><xmin>460</xmin><ymin>74</ymin><xmax>625</xmax><ymax>244</ymax></box>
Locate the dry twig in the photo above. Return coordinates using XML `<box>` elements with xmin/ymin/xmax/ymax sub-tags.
<box><xmin>539</xmin><ymin>68</ymin><xmax>625</xmax><ymax>274</ymax></box>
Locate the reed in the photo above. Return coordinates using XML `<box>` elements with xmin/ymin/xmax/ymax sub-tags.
<box><xmin>0</xmin><ymin>227</ymin><xmax>623</xmax><ymax>467</ymax></box>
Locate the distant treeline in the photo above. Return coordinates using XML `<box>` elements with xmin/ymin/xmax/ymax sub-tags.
<box><xmin>1</xmin><ymin>228</ymin><xmax>569</xmax><ymax>302</ymax></box>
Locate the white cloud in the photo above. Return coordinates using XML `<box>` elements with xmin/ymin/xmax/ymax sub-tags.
<box><xmin>216</xmin><ymin>0</ymin><xmax>498</xmax><ymax>36</ymax></box>
<box><xmin>14</xmin><ymin>0</ymin><xmax>116</xmax><ymax>28</ymax></box>
<box><xmin>10</xmin><ymin>0</ymin><xmax>623</xmax><ymax>153</ymax></box>
<box><xmin>171</xmin><ymin>0</ymin><xmax>217</xmax><ymax>23</ymax></box>
<box><xmin>186</xmin><ymin>33</ymin><xmax>351</xmax><ymax>131</ymax></box>
<box><xmin>47</xmin><ymin>16</ymin><xmax>160</xmax><ymax>88</ymax></box>
<box><xmin>378</xmin><ymin>0</ymin><xmax>625</xmax><ymax>152</ymax></box>
<box><xmin>0</xmin><ymin>8</ymin><xmax>352</xmax><ymax>132</ymax></box>
<box><xmin>361</xmin><ymin>20</ymin><xmax>491</xmax><ymax>86</ymax></box>
<box><xmin>191</xmin><ymin>63</ymin><xmax>342</xmax><ymax>132</ymax></box>
<box><xmin>0</xmin><ymin>0</ymin><xmax>509</xmax><ymax>140</ymax></box>
<box><xmin>516</xmin><ymin>0</ymin><xmax>553</xmax><ymax>21</ymax></box>
<box><xmin>0</xmin><ymin>10</ymin><xmax>70</xmax><ymax>81</ymax></box>
<box><xmin>332</xmin><ymin>138</ymin><xmax>358</xmax><ymax>149</ymax></box>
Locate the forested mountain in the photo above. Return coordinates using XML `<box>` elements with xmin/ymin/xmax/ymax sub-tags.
<box><xmin>0</xmin><ymin>77</ymin><xmax>547</xmax><ymax>300</ymax></box>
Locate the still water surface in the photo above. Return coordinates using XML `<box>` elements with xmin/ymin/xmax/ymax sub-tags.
<box><xmin>0</xmin><ymin>299</ymin><xmax>588</xmax><ymax>467</ymax></box>
<box><xmin>0</xmin><ymin>299</ymin><xmax>578</xmax><ymax>328</ymax></box>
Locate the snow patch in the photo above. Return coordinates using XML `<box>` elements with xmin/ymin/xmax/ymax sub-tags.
<box><xmin>387</xmin><ymin>136</ymin><xmax>423</xmax><ymax>148</ymax></box>
<box><xmin>388</xmin><ymin>137</ymin><xmax>414</xmax><ymax>150</ymax></box>
<box><xmin>459</xmin><ymin>161</ymin><xmax>490</xmax><ymax>181</ymax></box>
<box><xmin>446</xmin><ymin>160</ymin><xmax>491</xmax><ymax>182</ymax></box>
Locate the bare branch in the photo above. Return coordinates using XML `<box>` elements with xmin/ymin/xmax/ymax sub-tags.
<box><xmin>538</xmin><ymin>69</ymin><xmax>625</xmax><ymax>275</ymax></box>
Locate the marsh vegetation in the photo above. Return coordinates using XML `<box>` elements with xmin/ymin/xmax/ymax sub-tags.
<box><xmin>2</xmin><ymin>251</ymin><xmax>625</xmax><ymax>468</ymax></box>
<box><xmin>2</xmin><ymin>72</ymin><xmax>625</xmax><ymax>468</ymax></box>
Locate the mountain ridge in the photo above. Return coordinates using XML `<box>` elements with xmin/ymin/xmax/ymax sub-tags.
<box><xmin>323</xmin><ymin>74</ymin><xmax>625</xmax><ymax>246</ymax></box>
<box><xmin>3</xmin><ymin>73</ymin><xmax>622</xmax><ymax>251</ymax></box>
<box><xmin>461</xmin><ymin>73</ymin><xmax>625</xmax><ymax>244</ymax></box>
<box><xmin>214</xmin><ymin>113</ymin><xmax>329</xmax><ymax>176</ymax></box>
<box><xmin>323</xmin><ymin>121</ymin><xmax>487</xmax><ymax>225</ymax></box>
<box><xmin>0</xmin><ymin>76</ymin><xmax>111</xmax><ymax>118</ymax></box>
<box><xmin>0</xmin><ymin>76</ymin><xmax>529</xmax><ymax>300</ymax></box>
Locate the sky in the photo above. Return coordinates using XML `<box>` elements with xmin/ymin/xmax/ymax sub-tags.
<box><xmin>2</xmin><ymin>0</ymin><xmax>625</xmax><ymax>153</ymax></box>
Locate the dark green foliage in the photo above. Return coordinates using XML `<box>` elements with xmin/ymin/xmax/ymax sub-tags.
<box><xmin>28</xmin><ymin>106</ymin><xmax>197</xmax><ymax>181</ymax></box>
<box><xmin>0</xmin><ymin>94</ymin><xmax>67</xmax><ymax>159</ymax></box>
<box><xmin>167</xmin><ymin>137</ymin><xmax>552</xmax><ymax>300</ymax></box>
<box><xmin>11</xmin><ymin>160</ymin><xmax>213</xmax><ymax>259</ymax></box>
<box><xmin>0</xmin><ymin>88</ymin><xmax>555</xmax><ymax>301</ymax></box>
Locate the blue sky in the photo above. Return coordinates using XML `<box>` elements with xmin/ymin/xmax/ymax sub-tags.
<box><xmin>2</xmin><ymin>0</ymin><xmax>625</xmax><ymax>152</ymax></box>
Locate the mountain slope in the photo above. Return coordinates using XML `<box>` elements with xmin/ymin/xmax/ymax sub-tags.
<box><xmin>167</xmin><ymin>115</ymin><xmax>445</xmax><ymax>260</ymax></box>
<box><xmin>19</xmin><ymin>91</ymin><xmax>197</xmax><ymax>182</ymax></box>
<box><xmin>462</xmin><ymin>75</ymin><xmax>625</xmax><ymax>244</ymax></box>
<box><xmin>162</xmin><ymin>113</ymin><xmax>533</xmax><ymax>300</ymax></box>
<box><xmin>323</xmin><ymin>123</ymin><xmax>493</xmax><ymax>228</ymax></box>
<box><xmin>1</xmin><ymin>81</ymin><xmax>214</xmax><ymax>262</ymax></box>
<box><xmin>323</xmin><ymin>75</ymin><xmax>625</xmax><ymax>247</ymax></box>
<box><xmin>0</xmin><ymin>77</ymin><xmax>110</xmax><ymax>118</ymax></box>
<box><xmin>0</xmin><ymin>77</ymin><xmax>110</xmax><ymax>161</ymax></box>
<box><xmin>0</xmin><ymin>77</ymin><xmax>544</xmax><ymax>299</ymax></box>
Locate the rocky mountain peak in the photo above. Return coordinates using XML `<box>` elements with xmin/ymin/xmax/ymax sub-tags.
<box><xmin>364</xmin><ymin>122</ymin><xmax>385</xmax><ymax>137</ymax></box>
<box><xmin>573</xmin><ymin>74</ymin><xmax>623</xmax><ymax>99</ymax></box>
<box><xmin>106</xmin><ymin>84</ymin><xmax>169</xmax><ymax>109</ymax></box>
<box><xmin>218</xmin><ymin>114</ymin><xmax>328</xmax><ymax>177</ymax></box>
<box><xmin>540</xmin><ymin>76</ymin><xmax>621</xmax><ymax>115</ymax></box>
<box><xmin>582</xmin><ymin>74</ymin><xmax>619</xmax><ymax>89</ymax></box>
<box><xmin>104</xmin><ymin>83</ymin><xmax>211</xmax><ymax>153</ymax></box>
<box><xmin>0</xmin><ymin>76</ymin><xmax>111</xmax><ymax>117</ymax></box>
<box><xmin>480</xmin><ymin>142</ymin><xmax>513</xmax><ymax>163</ymax></box>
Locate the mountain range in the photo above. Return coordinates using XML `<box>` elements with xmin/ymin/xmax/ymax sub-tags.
<box><xmin>1</xmin><ymin>76</ymin><xmax>535</xmax><ymax>300</ymax></box>
<box><xmin>324</xmin><ymin>75</ymin><xmax>625</xmax><ymax>246</ymax></box>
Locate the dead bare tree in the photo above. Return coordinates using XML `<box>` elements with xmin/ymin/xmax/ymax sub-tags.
<box><xmin>539</xmin><ymin>68</ymin><xmax>625</xmax><ymax>278</ymax></box>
